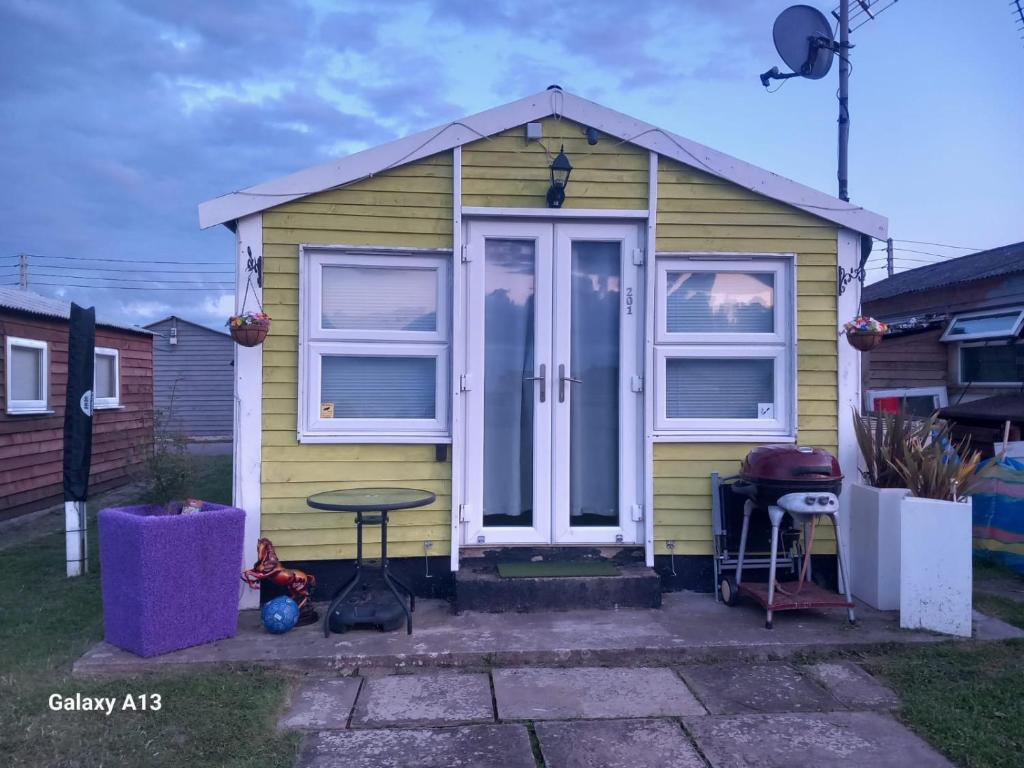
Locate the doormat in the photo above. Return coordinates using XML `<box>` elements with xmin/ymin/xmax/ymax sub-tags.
<box><xmin>497</xmin><ymin>561</ymin><xmax>620</xmax><ymax>578</ymax></box>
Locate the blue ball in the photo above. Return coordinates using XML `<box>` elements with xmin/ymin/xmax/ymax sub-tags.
<box><xmin>262</xmin><ymin>596</ymin><xmax>300</xmax><ymax>634</ymax></box>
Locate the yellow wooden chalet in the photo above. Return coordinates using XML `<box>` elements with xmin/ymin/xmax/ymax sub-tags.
<box><xmin>200</xmin><ymin>88</ymin><xmax>886</xmax><ymax>607</ymax></box>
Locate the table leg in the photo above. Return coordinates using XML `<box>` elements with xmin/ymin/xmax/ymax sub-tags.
<box><xmin>380</xmin><ymin>510</ymin><xmax>413</xmax><ymax>633</ymax></box>
<box><xmin>323</xmin><ymin>514</ymin><xmax>365</xmax><ymax>637</ymax></box>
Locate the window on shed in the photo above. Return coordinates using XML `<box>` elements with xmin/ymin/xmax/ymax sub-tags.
<box><xmin>653</xmin><ymin>257</ymin><xmax>794</xmax><ymax>436</ymax></box>
<box><xmin>300</xmin><ymin>248</ymin><xmax>450</xmax><ymax>442</ymax></box>
<box><xmin>5</xmin><ymin>336</ymin><xmax>48</xmax><ymax>415</ymax></box>
<box><xmin>941</xmin><ymin>307</ymin><xmax>1024</xmax><ymax>342</ymax></box>
<box><xmin>959</xmin><ymin>343</ymin><xmax>1024</xmax><ymax>385</ymax></box>
<box><xmin>94</xmin><ymin>347</ymin><xmax>120</xmax><ymax>408</ymax></box>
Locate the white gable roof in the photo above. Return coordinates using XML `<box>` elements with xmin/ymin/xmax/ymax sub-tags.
<box><xmin>198</xmin><ymin>89</ymin><xmax>887</xmax><ymax>238</ymax></box>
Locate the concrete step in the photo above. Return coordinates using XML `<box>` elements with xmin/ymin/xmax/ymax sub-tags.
<box><xmin>455</xmin><ymin>562</ymin><xmax>662</xmax><ymax>613</ymax></box>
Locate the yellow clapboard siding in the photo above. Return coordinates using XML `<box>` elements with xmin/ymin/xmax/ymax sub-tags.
<box><xmin>462</xmin><ymin>117</ymin><xmax>648</xmax><ymax>209</ymax></box>
<box><xmin>263</xmin><ymin>526</ymin><xmax>451</xmax><ymax>548</ymax></box>
<box><xmin>264</xmin><ymin>212</ymin><xmax>453</xmax><ymax>234</ymax></box>
<box><xmin>275</xmin><ymin>542</ymin><xmax>450</xmax><ymax>560</ymax></box>
<box><xmin>653</xmin><ymin>156</ymin><xmax>837</xmax><ymax>554</ymax></box>
<box><xmin>261</xmin><ymin>152</ymin><xmax>454</xmax><ymax>561</ymax></box>
<box><xmin>261</xmin><ymin>461</ymin><xmax>452</xmax><ymax>484</ymax></box>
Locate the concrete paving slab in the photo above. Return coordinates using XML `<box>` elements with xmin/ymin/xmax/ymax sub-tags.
<box><xmin>278</xmin><ymin>677</ymin><xmax>362</xmax><ymax>730</ymax></box>
<box><xmin>685</xmin><ymin>711</ymin><xmax>954</xmax><ymax>767</ymax></box>
<box><xmin>493</xmin><ymin>667</ymin><xmax>705</xmax><ymax>720</ymax></box>
<box><xmin>804</xmin><ymin>661</ymin><xmax>900</xmax><ymax>710</ymax></box>
<box><xmin>298</xmin><ymin>724</ymin><xmax>536</xmax><ymax>768</ymax></box>
<box><xmin>76</xmin><ymin>592</ymin><xmax>1019</xmax><ymax>679</ymax></box>
<box><xmin>678</xmin><ymin>662</ymin><xmax>842</xmax><ymax>714</ymax></box>
<box><xmin>535</xmin><ymin>719</ymin><xmax>706</xmax><ymax>768</ymax></box>
<box><xmin>350</xmin><ymin>672</ymin><xmax>494</xmax><ymax>727</ymax></box>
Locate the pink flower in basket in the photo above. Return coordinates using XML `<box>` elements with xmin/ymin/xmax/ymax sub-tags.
<box><xmin>227</xmin><ymin>311</ymin><xmax>271</xmax><ymax>328</ymax></box>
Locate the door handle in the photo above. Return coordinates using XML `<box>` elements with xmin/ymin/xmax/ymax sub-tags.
<box><xmin>558</xmin><ymin>364</ymin><xmax>581</xmax><ymax>403</ymax></box>
<box><xmin>524</xmin><ymin>363</ymin><xmax>546</xmax><ymax>402</ymax></box>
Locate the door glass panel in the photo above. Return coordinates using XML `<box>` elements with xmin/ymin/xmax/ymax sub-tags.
<box><xmin>483</xmin><ymin>239</ymin><xmax>536</xmax><ymax>526</ymax></box>
<box><xmin>665</xmin><ymin>271</ymin><xmax>774</xmax><ymax>333</ymax></box>
<box><xmin>569</xmin><ymin>241</ymin><xmax>620</xmax><ymax>526</ymax></box>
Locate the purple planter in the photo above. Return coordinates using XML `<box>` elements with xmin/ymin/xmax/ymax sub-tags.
<box><xmin>98</xmin><ymin>502</ymin><xmax>246</xmax><ymax>657</ymax></box>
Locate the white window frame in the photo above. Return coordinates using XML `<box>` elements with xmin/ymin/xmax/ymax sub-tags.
<box><xmin>5</xmin><ymin>336</ymin><xmax>49</xmax><ymax>415</ymax></box>
<box><xmin>653</xmin><ymin>254</ymin><xmax>796</xmax><ymax>439</ymax></box>
<box><xmin>299</xmin><ymin>245</ymin><xmax>452</xmax><ymax>444</ymax></box>
<box><xmin>94</xmin><ymin>346</ymin><xmax>121</xmax><ymax>409</ymax></box>
<box><xmin>866</xmin><ymin>386</ymin><xmax>948</xmax><ymax>412</ymax></box>
<box><xmin>940</xmin><ymin>306</ymin><xmax>1024</xmax><ymax>342</ymax></box>
<box><xmin>956</xmin><ymin>341</ymin><xmax>1024</xmax><ymax>387</ymax></box>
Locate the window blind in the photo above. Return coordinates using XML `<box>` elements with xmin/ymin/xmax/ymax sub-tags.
<box><xmin>665</xmin><ymin>271</ymin><xmax>774</xmax><ymax>333</ymax></box>
<box><xmin>321</xmin><ymin>355</ymin><xmax>436</xmax><ymax>419</ymax></box>
<box><xmin>665</xmin><ymin>358</ymin><xmax>774</xmax><ymax>419</ymax></box>
<box><xmin>322</xmin><ymin>265</ymin><xmax>438</xmax><ymax>332</ymax></box>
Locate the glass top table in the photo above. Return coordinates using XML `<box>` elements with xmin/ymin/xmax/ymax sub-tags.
<box><xmin>306</xmin><ymin>487</ymin><xmax>435</xmax><ymax>637</ymax></box>
<box><xmin>306</xmin><ymin>487</ymin><xmax>436</xmax><ymax>513</ymax></box>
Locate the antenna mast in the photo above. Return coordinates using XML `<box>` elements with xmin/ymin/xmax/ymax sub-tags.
<box><xmin>837</xmin><ymin>0</ymin><xmax>850</xmax><ymax>201</ymax></box>
<box><xmin>18</xmin><ymin>253</ymin><xmax>28</xmax><ymax>290</ymax></box>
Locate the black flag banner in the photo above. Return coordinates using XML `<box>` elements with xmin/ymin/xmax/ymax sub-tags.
<box><xmin>63</xmin><ymin>303</ymin><xmax>95</xmax><ymax>576</ymax></box>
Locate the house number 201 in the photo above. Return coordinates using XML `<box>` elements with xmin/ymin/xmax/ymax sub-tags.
<box><xmin>625</xmin><ymin>287</ymin><xmax>633</xmax><ymax>315</ymax></box>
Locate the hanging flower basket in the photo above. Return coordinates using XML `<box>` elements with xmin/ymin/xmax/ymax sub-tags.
<box><xmin>843</xmin><ymin>316</ymin><xmax>887</xmax><ymax>352</ymax></box>
<box><xmin>228</xmin><ymin>312</ymin><xmax>271</xmax><ymax>347</ymax></box>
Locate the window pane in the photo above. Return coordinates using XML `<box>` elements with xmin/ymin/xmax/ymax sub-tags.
<box><xmin>322</xmin><ymin>265</ymin><xmax>438</xmax><ymax>332</ymax></box>
<box><xmin>961</xmin><ymin>345</ymin><xmax>1024</xmax><ymax>383</ymax></box>
<box><xmin>321</xmin><ymin>356</ymin><xmax>436</xmax><ymax>419</ymax></box>
<box><xmin>666</xmin><ymin>358</ymin><xmax>774</xmax><ymax>419</ymax></box>
<box><xmin>95</xmin><ymin>354</ymin><xmax>116</xmax><ymax>399</ymax></box>
<box><xmin>666</xmin><ymin>271</ymin><xmax>774</xmax><ymax>333</ymax></box>
<box><xmin>948</xmin><ymin>312</ymin><xmax>1021</xmax><ymax>338</ymax></box>
<box><xmin>11</xmin><ymin>346</ymin><xmax>43</xmax><ymax>401</ymax></box>
<box><xmin>872</xmin><ymin>395</ymin><xmax>939</xmax><ymax>417</ymax></box>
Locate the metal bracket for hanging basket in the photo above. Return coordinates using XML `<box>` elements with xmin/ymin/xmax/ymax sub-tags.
<box><xmin>837</xmin><ymin>265</ymin><xmax>865</xmax><ymax>296</ymax></box>
<box><xmin>246</xmin><ymin>246</ymin><xmax>263</xmax><ymax>289</ymax></box>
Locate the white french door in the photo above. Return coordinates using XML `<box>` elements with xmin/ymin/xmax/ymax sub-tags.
<box><xmin>462</xmin><ymin>220</ymin><xmax>642</xmax><ymax>546</ymax></box>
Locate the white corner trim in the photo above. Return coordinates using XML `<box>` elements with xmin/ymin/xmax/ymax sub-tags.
<box><xmin>199</xmin><ymin>90</ymin><xmax>887</xmax><ymax>239</ymax></box>
<box><xmin>643</xmin><ymin>151</ymin><xmax>657</xmax><ymax>568</ymax></box>
<box><xmin>234</xmin><ymin>213</ymin><xmax>263</xmax><ymax>610</ymax></box>
<box><xmin>836</xmin><ymin>227</ymin><xmax>862</xmax><ymax>592</ymax></box>
<box><xmin>451</xmin><ymin>145</ymin><xmax>463</xmax><ymax>572</ymax></box>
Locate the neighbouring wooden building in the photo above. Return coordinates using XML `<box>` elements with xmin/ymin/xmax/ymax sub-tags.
<box><xmin>144</xmin><ymin>316</ymin><xmax>233</xmax><ymax>441</ymax></box>
<box><xmin>862</xmin><ymin>241</ymin><xmax>1024</xmax><ymax>416</ymax></box>
<box><xmin>0</xmin><ymin>287</ymin><xmax>154</xmax><ymax>521</ymax></box>
<box><xmin>199</xmin><ymin>88</ymin><xmax>887</xmax><ymax>604</ymax></box>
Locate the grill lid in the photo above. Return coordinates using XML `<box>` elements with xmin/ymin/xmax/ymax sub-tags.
<box><xmin>740</xmin><ymin>445</ymin><xmax>842</xmax><ymax>484</ymax></box>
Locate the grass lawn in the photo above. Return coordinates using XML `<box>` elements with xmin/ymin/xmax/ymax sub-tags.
<box><xmin>0</xmin><ymin>454</ymin><xmax>301</xmax><ymax>768</ymax></box>
<box><xmin>861</xmin><ymin>640</ymin><xmax>1024</xmax><ymax>768</ymax></box>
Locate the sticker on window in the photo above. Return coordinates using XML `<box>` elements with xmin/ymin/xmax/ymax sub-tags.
<box><xmin>757</xmin><ymin>403</ymin><xmax>775</xmax><ymax>420</ymax></box>
<box><xmin>320</xmin><ymin>403</ymin><xmax>335</xmax><ymax>419</ymax></box>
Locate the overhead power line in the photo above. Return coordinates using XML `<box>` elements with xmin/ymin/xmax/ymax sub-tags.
<box><xmin>29</xmin><ymin>281</ymin><xmax>233</xmax><ymax>292</ymax></box>
<box><xmin>16</xmin><ymin>252</ymin><xmax>232</xmax><ymax>268</ymax></box>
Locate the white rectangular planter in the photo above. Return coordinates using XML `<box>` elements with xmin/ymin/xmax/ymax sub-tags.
<box><xmin>850</xmin><ymin>484</ymin><xmax>908</xmax><ymax>610</ymax></box>
<box><xmin>899</xmin><ymin>496</ymin><xmax>973</xmax><ymax>637</ymax></box>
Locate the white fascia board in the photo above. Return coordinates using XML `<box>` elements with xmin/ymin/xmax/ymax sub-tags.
<box><xmin>199</xmin><ymin>89</ymin><xmax>888</xmax><ymax>239</ymax></box>
<box><xmin>199</xmin><ymin>92</ymin><xmax>552</xmax><ymax>229</ymax></box>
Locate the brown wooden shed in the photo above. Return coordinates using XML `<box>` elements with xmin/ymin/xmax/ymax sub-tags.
<box><xmin>0</xmin><ymin>288</ymin><xmax>154</xmax><ymax>521</ymax></box>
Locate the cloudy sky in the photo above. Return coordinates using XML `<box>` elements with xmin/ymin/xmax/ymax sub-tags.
<box><xmin>1</xmin><ymin>0</ymin><xmax>1022</xmax><ymax>329</ymax></box>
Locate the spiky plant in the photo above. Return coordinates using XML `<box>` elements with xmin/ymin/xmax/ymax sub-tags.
<box><xmin>853</xmin><ymin>407</ymin><xmax>922</xmax><ymax>488</ymax></box>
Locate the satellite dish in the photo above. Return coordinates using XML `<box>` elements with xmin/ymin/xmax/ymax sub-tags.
<box><xmin>773</xmin><ymin>4</ymin><xmax>835</xmax><ymax>80</ymax></box>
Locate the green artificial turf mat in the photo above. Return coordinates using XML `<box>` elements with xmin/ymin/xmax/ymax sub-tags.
<box><xmin>496</xmin><ymin>560</ymin><xmax>620</xmax><ymax>578</ymax></box>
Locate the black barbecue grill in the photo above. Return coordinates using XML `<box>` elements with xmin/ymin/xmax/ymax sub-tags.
<box><xmin>712</xmin><ymin>445</ymin><xmax>855</xmax><ymax>629</ymax></box>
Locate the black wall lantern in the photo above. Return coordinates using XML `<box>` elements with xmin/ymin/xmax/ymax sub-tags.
<box><xmin>546</xmin><ymin>145</ymin><xmax>572</xmax><ymax>208</ymax></box>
